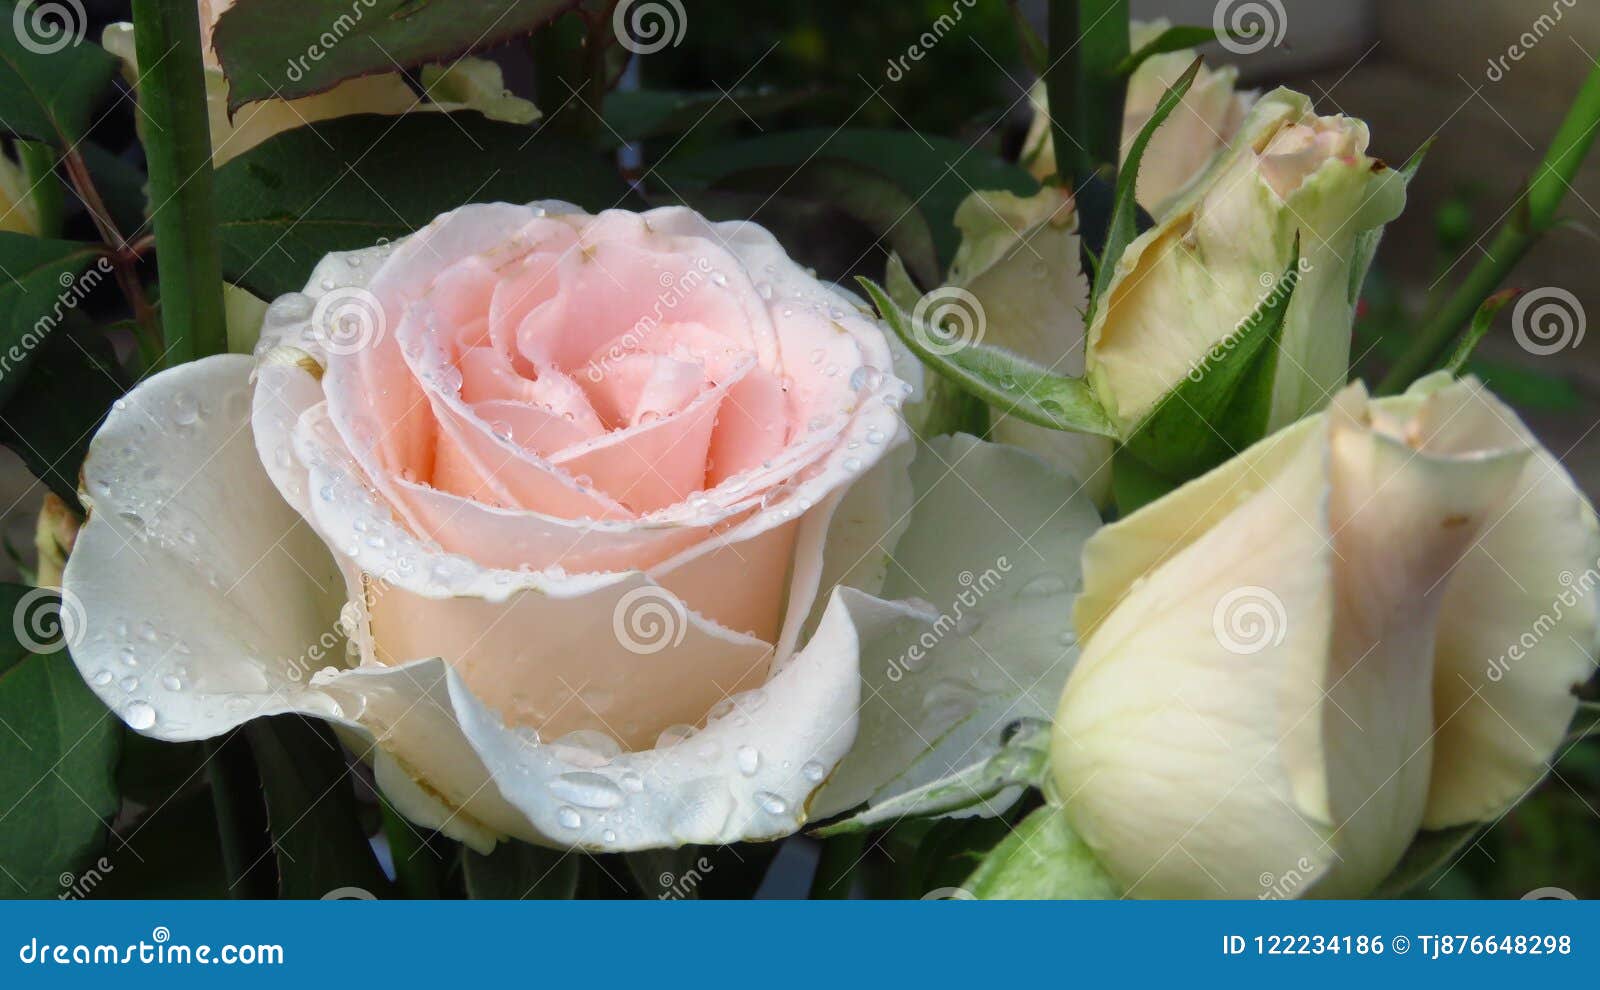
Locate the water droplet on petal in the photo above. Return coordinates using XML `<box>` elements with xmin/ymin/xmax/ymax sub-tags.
<box><xmin>549</xmin><ymin>771</ymin><xmax>625</xmax><ymax>809</ymax></box>
<box><xmin>736</xmin><ymin>745</ymin><xmax>761</xmax><ymax>776</ymax></box>
<box><xmin>755</xmin><ymin>791</ymin><xmax>788</xmax><ymax>816</ymax></box>
<box><xmin>124</xmin><ymin>701</ymin><xmax>156</xmax><ymax>731</ymax></box>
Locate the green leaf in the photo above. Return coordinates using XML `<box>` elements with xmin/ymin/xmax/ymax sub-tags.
<box><xmin>1567</xmin><ymin>701</ymin><xmax>1600</xmax><ymax>745</ymax></box>
<box><xmin>0</xmin><ymin>6</ymin><xmax>118</xmax><ymax>144</ymax></box>
<box><xmin>700</xmin><ymin>159</ymin><xmax>941</xmax><ymax>288</ymax></box>
<box><xmin>92</xmin><ymin>787</ymin><xmax>229</xmax><ymax>899</ymax></box>
<box><xmin>657</xmin><ymin>129</ymin><xmax>1037</xmax><ymax>270</ymax></box>
<box><xmin>1373</xmin><ymin>823</ymin><xmax>1482</xmax><ymax>898</ymax></box>
<box><xmin>603</xmin><ymin>87</ymin><xmax>814</xmax><ymax>145</ymax></box>
<box><xmin>0</xmin><ymin>583</ymin><xmax>121</xmax><ymax>898</ymax></box>
<box><xmin>463</xmin><ymin>840</ymin><xmax>578</xmax><ymax>899</ymax></box>
<box><xmin>1084</xmin><ymin>57</ymin><xmax>1201</xmax><ymax>329</ymax></box>
<box><xmin>0</xmin><ymin>323</ymin><xmax>128</xmax><ymax>512</ymax></box>
<box><xmin>0</xmin><ymin>234</ymin><xmax>105</xmax><ymax>406</ymax></box>
<box><xmin>1119</xmin><ymin>244</ymin><xmax>1303</xmax><ymax>485</ymax></box>
<box><xmin>80</xmin><ymin>144</ymin><xmax>150</xmax><ymax>237</ymax></box>
<box><xmin>245</xmin><ymin>715</ymin><xmax>392</xmax><ymax>900</ymax></box>
<box><xmin>1114</xmin><ymin>24</ymin><xmax>1258</xmax><ymax>75</ymax></box>
<box><xmin>212</xmin><ymin>0</ymin><xmax>574</xmax><ymax>113</ymax></box>
<box><xmin>813</xmin><ymin>720</ymin><xmax>1050</xmax><ymax>838</ymax></box>
<box><xmin>215</xmin><ymin>113</ymin><xmax>637</xmax><ymax>298</ymax></box>
<box><xmin>1445</xmin><ymin>288</ymin><xmax>1522</xmax><ymax>374</ymax></box>
<box><xmin>964</xmin><ymin>804</ymin><xmax>1119</xmax><ymax>899</ymax></box>
<box><xmin>861</xmin><ymin>278</ymin><xmax>1116</xmax><ymax>437</ymax></box>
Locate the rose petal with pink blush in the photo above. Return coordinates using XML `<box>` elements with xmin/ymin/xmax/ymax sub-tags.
<box><xmin>551</xmin><ymin>358</ymin><xmax>755</xmax><ymax>512</ymax></box>
<box><xmin>650</xmin><ymin>515</ymin><xmax>801</xmax><ymax>643</ymax></box>
<box><xmin>708</xmin><ymin>365</ymin><xmax>790</xmax><ymax>485</ymax></box>
<box><xmin>390</xmin><ymin>476</ymin><xmax>721</xmax><ymax>573</ymax></box>
<box><xmin>469</xmin><ymin>399</ymin><xmax>598</xmax><ymax>457</ymax></box>
<box><xmin>580</xmin><ymin>350</ymin><xmax>705</xmax><ymax>429</ymax></box>
<box><xmin>488</xmin><ymin>247</ymin><xmax>573</xmax><ymax>374</ymax></box>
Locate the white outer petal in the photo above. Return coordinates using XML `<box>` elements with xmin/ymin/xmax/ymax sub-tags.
<box><xmin>813</xmin><ymin>434</ymin><xmax>1100</xmax><ymax>818</ymax></box>
<box><xmin>64</xmin><ymin>355</ymin><xmax>348</xmax><ymax>740</ymax></box>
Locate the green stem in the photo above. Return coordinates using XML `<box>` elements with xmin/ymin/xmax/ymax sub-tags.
<box><xmin>1045</xmin><ymin>1</ymin><xmax>1130</xmax><ymax>185</ymax></box>
<box><xmin>1045</xmin><ymin>0</ymin><xmax>1085</xmax><ymax>185</ymax></box>
<box><xmin>810</xmin><ymin>834</ymin><xmax>866</xmax><ymax>899</ymax></box>
<box><xmin>204</xmin><ymin>733</ymin><xmax>272</xmax><ymax>899</ymax></box>
<box><xmin>1078</xmin><ymin>0</ymin><xmax>1130</xmax><ymax>173</ymax></box>
<box><xmin>131</xmin><ymin>0</ymin><xmax>226</xmax><ymax>366</ymax></box>
<box><xmin>16</xmin><ymin>141</ymin><xmax>62</xmax><ymax>237</ymax></box>
<box><xmin>382</xmin><ymin>802</ymin><xmax>446</xmax><ymax>899</ymax></box>
<box><xmin>1378</xmin><ymin>57</ymin><xmax>1600</xmax><ymax>393</ymax></box>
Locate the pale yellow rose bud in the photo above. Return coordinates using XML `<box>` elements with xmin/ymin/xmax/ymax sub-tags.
<box><xmin>1086</xmin><ymin>89</ymin><xmax>1406</xmax><ymax>442</ymax></box>
<box><xmin>1023</xmin><ymin>19</ymin><xmax>1256</xmax><ymax>216</ymax></box>
<box><xmin>1052</xmin><ymin>376</ymin><xmax>1598</xmax><ymax>898</ymax></box>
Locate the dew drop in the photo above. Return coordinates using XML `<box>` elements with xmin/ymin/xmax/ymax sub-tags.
<box><xmin>735</xmin><ymin>745</ymin><xmax>761</xmax><ymax>777</ymax></box>
<box><xmin>556</xmin><ymin>806</ymin><xmax>582</xmax><ymax>830</ymax></box>
<box><xmin>171</xmin><ymin>392</ymin><xmax>199</xmax><ymax>426</ymax></box>
<box><xmin>90</xmin><ymin>670</ymin><xmax>112</xmax><ymax>687</ymax></box>
<box><xmin>124</xmin><ymin>701</ymin><xmax>156</xmax><ymax>731</ymax></box>
<box><xmin>656</xmin><ymin>722</ymin><xmax>694</xmax><ymax>748</ymax></box>
<box><xmin>549</xmin><ymin>771</ymin><xmax>625</xmax><ymax>809</ymax></box>
<box><xmin>755</xmin><ymin>791</ymin><xmax>788</xmax><ymax>816</ymax></box>
<box><xmin>801</xmin><ymin>760</ymin><xmax>826</xmax><ymax>783</ymax></box>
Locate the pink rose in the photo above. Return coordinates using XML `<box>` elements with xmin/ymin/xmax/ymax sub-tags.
<box><xmin>65</xmin><ymin>203</ymin><xmax>924</xmax><ymax>850</ymax></box>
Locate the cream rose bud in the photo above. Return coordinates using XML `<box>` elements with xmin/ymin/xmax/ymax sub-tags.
<box><xmin>1053</xmin><ymin>376</ymin><xmax>1599</xmax><ymax>898</ymax></box>
<box><xmin>1023</xmin><ymin>19</ymin><xmax>1256</xmax><ymax>216</ymax></box>
<box><xmin>63</xmin><ymin>202</ymin><xmax>926</xmax><ymax>851</ymax></box>
<box><xmin>102</xmin><ymin>1</ymin><xmax>537</xmax><ymax>167</ymax></box>
<box><xmin>931</xmin><ymin>187</ymin><xmax>1113</xmax><ymax>506</ymax></box>
<box><xmin>1086</xmin><ymin>89</ymin><xmax>1405</xmax><ymax>440</ymax></box>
